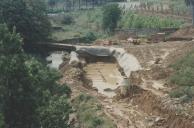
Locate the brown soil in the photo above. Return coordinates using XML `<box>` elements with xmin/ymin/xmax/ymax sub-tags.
<box><xmin>125</xmin><ymin>41</ymin><xmax>194</xmax><ymax>68</ymax></box>
<box><xmin>170</xmin><ymin>26</ymin><xmax>194</xmax><ymax>38</ymax></box>
<box><xmin>59</xmin><ymin>40</ymin><xmax>194</xmax><ymax>128</ymax></box>
<box><xmin>130</xmin><ymin>90</ymin><xmax>194</xmax><ymax>128</ymax></box>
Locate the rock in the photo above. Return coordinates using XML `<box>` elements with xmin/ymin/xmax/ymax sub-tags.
<box><xmin>155</xmin><ymin>58</ymin><xmax>162</xmax><ymax>64</ymax></box>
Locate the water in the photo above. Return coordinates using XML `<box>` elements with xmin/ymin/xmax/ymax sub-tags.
<box><xmin>84</xmin><ymin>62</ymin><xmax>123</xmax><ymax>97</ymax></box>
<box><xmin>46</xmin><ymin>51</ymin><xmax>64</xmax><ymax>69</ymax></box>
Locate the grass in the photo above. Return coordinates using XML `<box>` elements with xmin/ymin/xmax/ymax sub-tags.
<box><xmin>49</xmin><ymin>4</ymin><xmax>185</xmax><ymax>42</ymax></box>
<box><xmin>49</xmin><ymin>8</ymin><xmax>108</xmax><ymax>42</ymax></box>
<box><xmin>170</xmin><ymin>49</ymin><xmax>194</xmax><ymax>101</ymax></box>
<box><xmin>72</xmin><ymin>94</ymin><xmax>116</xmax><ymax>128</ymax></box>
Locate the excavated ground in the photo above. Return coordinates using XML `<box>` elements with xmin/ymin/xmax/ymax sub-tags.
<box><xmin>57</xmin><ymin>41</ymin><xmax>194</xmax><ymax>128</ymax></box>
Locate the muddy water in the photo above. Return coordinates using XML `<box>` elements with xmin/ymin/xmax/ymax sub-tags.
<box><xmin>46</xmin><ymin>52</ymin><xmax>64</xmax><ymax>69</ymax></box>
<box><xmin>84</xmin><ymin>62</ymin><xmax>123</xmax><ymax>97</ymax></box>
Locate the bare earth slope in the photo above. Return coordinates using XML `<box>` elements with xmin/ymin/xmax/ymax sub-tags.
<box><xmin>59</xmin><ymin>40</ymin><xmax>194</xmax><ymax>128</ymax></box>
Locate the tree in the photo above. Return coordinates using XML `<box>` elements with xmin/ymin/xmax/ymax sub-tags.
<box><xmin>0</xmin><ymin>24</ymin><xmax>72</xmax><ymax>128</ymax></box>
<box><xmin>0</xmin><ymin>0</ymin><xmax>51</xmax><ymax>43</ymax></box>
<box><xmin>102</xmin><ymin>4</ymin><xmax>121</xmax><ymax>34</ymax></box>
<box><xmin>0</xmin><ymin>24</ymin><xmax>39</xmax><ymax>128</ymax></box>
<box><xmin>185</xmin><ymin>0</ymin><xmax>194</xmax><ymax>25</ymax></box>
<box><xmin>39</xmin><ymin>96</ymin><xmax>72</xmax><ymax>128</ymax></box>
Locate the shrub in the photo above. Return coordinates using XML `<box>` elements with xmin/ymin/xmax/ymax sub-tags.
<box><xmin>62</xmin><ymin>15</ymin><xmax>74</xmax><ymax>25</ymax></box>
<box><xmin>84</xmin><ymin>32</ymin><xmax>97</xmax><ymax>43</ymax></box>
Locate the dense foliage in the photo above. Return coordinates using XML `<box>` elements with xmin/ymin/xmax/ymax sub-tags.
<box><xmin>102</xmin><ymin>4</ymin><xmax>121</xmax><ymax>34</ymax></box>
<box><xmin>0</xmin><ymin>24</ymin><xmax>71</xmax><ymax>128</ymax></box>
<box><xmin>0</xmin><ymin>0</ymin><xmax>51</xmax><ymax>43</ymax></box>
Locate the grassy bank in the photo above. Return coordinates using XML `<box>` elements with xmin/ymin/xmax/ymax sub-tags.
<box><xmin>170</xmin><ymin>49</ymin><xmax>194</xmax><ymax>101</ymax></box>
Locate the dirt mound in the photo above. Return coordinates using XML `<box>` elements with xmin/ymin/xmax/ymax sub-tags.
<box><xmin>168</xmin><ymin>26</ymin><xmax>194</xmax><ymax>41</ymax></box>
<box><xmin>166</xmin><ymin>114</ymin><xmax>194</xmax><ymax>128</ymax></box>
<box><xmin>131</xmin><ymin>90</ymin><xmax>194</xmax><ymax>128</ymax></box>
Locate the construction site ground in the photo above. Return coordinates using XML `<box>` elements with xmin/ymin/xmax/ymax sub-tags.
<box><xmin>58</xmin><ymin>33</ymin><xmax>194</xmax><ymax>128</ymax></box>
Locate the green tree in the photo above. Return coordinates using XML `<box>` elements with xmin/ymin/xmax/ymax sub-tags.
<box><xmin>0</xmin><ymin>24</ymin><xmax>39</xmax><ymax>127</ymax></box>
<box><xmin>0</xmin><ymin>0</ymin><xmax>51</xmax><ymax>43</ymax></box>
<box><xmin>0</xmin><ymin>24</ymin><xmax>72</xmax><ymax>128</ymax></box>
<box><xmin>39</xmin><ymin>95</ymin><xmax>72</xmax><ymax>128</ymax></box>
<box><xmin>102</xmin><ymin>4</ymin><xmax>121</xmax><ymax>34</ymax></box>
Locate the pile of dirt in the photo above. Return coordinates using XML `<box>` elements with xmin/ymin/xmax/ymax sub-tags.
<box><xmin>167</xmin><ymin>26</ymin><xmax>194</xmax><ymax>41</ymax></box>
<box><xmin>131</xmin><ymin>90</ymin><xmax>194</xmax><ymax>128</ymax></box>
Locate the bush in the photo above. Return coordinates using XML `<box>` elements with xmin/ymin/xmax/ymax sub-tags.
<box><xmin>84</xmin><ymin>32</ymin><xmax>97</xmax><ymax>43</ymax></box>
<box><xmin>62</xmin><ymin>15</ymin><xmax>74</xmax><ymax>25</ymax></box>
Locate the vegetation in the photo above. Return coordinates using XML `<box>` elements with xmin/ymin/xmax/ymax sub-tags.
<box><xmin>73</xmin><ymin>94</ymin><xmax>116</xmax><ymax>128</ymax></box>
<box><xmin>119</xmin><ymin>12</ymin><xmax>183</xmax><ymax>29</ymax></box>
<box><xmin>170</xmin><ymin>49</ymin><xmax>194</xmax><ymax>101</ymax></box>
<box><xmin>102</xmin><ymin>4</ymin><xmax>122</xmax><ymax>34</ymax></box>
<box><xmin>39</xmin><ymin>95</ymin><xmax>72</xmax><ymax>128</ymax></box>
<box><xmin>50</xmin><ymin>8</ymin><xmax>105</xmax><ymax>41</ymax></box>
<box><xmin>0</xmin><ymin>0</ymin><xmax>51</xmax><ymax>43</ymax></box>
<box><xmin>0</xmin><ymin>24</ymin><xmax>72</xmax><ymax>127</ymax></box>
<box><xmin>62</xmin><ymin>15</ymin><xmax>75</xmax><ymax>25</ymax></box>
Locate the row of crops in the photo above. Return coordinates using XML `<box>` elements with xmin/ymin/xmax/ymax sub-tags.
<box><xmin>119</xmin><ymin>12</ymin><xmax>184</xmax><ymax>29</ymax></box>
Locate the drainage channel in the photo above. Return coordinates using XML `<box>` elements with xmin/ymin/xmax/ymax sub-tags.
<box><xmin>46</xmin><ymin>46</ymin><xmax>141</xmax><ymax>97</ymax></box>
